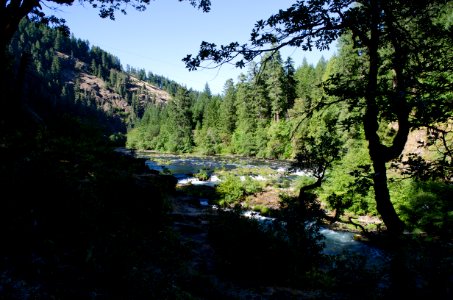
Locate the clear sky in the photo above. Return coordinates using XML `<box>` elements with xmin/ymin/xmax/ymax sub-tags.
<box><xmin>44</xmin><ymin>0</ymin><xmax>337</xmax><ymax>95</ymax></box>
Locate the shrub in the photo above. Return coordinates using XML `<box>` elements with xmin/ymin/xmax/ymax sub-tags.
<box><xmin>216</xmin><ymin>173</ymin><xmax>244</xmax><ymax>206</ymax></box>
<box><xmin>252</xmin><ymin>204</ymin><xmax>271</xmax><ymax>216</ymax></box>
<box><xmin>216</xmin><ymin>174</ymin><xmax>263</xmax><ymax>207</ymax></box>
<box><xmin>194</xmin><ymin>168</ymin><xmax>210</xmax><ymax>181</ymax></box>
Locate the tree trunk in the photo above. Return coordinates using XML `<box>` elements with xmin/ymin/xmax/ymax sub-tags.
<box><xmin>297</xmin><ymin>176</ymin><xmax>323</xmax><ymax>203</ymax></box>
<box><xmin>371</xmin><ymin>155</ymin><xmax>405</xmax><ymax>235</ymax></box>
<box><xmin>363</xmin><ymin>0</ymin><xmax>405</xmax><ymax>236</ymax></box>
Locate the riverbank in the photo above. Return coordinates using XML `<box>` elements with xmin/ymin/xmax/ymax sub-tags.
<box><xmin>169</xmin><ymin>176</ymin><xmax>453</xmax><ymax>299</ymax></box>
<box><xmin>117</xmin><ymin>149</ymin><xmax>453</xmax><ymax>298</ymax></box>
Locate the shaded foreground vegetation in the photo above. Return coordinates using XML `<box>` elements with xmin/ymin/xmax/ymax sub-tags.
<box><xmin>0</xmin><ymin>112</ymin><xmax>190</xmax><ymax>298</ymax></box>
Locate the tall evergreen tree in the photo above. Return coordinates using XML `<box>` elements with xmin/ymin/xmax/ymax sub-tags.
<box><xmin>295</xmin><ymin>58</ymin><xmax>316</xmax><ymax>105</ymax></box>
<box><xmin>283</xmin><ymin>57</ymin><xmax>297</xmax><ymax>113</ymax></box>
<box><xmin>262</xmin><ymin>51</ymin><xmax>286</xmax><ymax>122</ymax></box>
<box><xmin>194</xmin><ymin>95</ymin><xmax>221</xmax><ymax>154</ymax></box>
<box><xmin>192</xmin><ymin>83</ymin><xmax>212</xmax><ymax>129</ymax></box>
<box><xmin>218</xmin><ymin>79</ymin><xmax>237</xmax><ymax>145</ymax></box>
<box><xmin>163</xmin><ymin>86</ymin><xmax>193</xmax><ymax>153</ymax></box>
<box><xmin>232</xmin><ymin>73</ymin><xmax>257</xmax><ymax>155</ymax></box>
<box><xmin>249</xmin><ymin>62</ymin><xmax>271</xmax><ymax>121</ymax></box>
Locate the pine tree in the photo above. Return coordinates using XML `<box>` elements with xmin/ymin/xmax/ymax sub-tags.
<box><xmin>283</xmin><ymin>57</ymin><xmax>297</xmax><ymax>113</ymax></box>
<box><xmin>192</xmin><ymin>83</ymin><xmax>212</xmax><ymax>129</ymax></box>
<box><xmin>194</xmin><ymin>95</ymin><xmax>221</xmax><ymax>155</ymax></box>
<box><xmin>50</xmin><ymin>55</ymin><xmax>61</xmax><ymax>77</ymax></box>
<box><xmin>263</xmin><ymin>51</ymin><xmax>286</xmax><ymax>122</ymax></box>
<box><xmin>218</xmin><ymin>79</ymin><xmax>237</xmax><ymax>146</ymax></box>
<box><xmin>164</xmin><ymin>87</ymin><xmax>193</xmax><ymax>152</ymax></box>
<box><xmin>232</xmin><ymin>74</ymin><xmax>257</xmax><ymax>155</ymax></box>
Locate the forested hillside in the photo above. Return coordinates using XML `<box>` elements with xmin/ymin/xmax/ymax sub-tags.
<box><xmin>6</xmin><ymin>19</ymin><xmax>192</xmax><ymax>138</ymax></box>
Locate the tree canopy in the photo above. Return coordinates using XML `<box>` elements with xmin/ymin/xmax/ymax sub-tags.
<box><xmin>184</xmin><ymin>0</ymin><xmax>453</xmax><ymax>235</ymax></box>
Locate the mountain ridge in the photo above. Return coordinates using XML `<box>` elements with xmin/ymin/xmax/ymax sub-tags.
<box><xmin>55</xmin><ymin>50</ymin><xmax>172</xmax><ymax>123</ymax></box>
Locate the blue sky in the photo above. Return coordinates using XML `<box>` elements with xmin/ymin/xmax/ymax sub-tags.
<box><xmin>45</xmin><ymin>0</ymin><xmax>337</xmax><ymax>94</ymax></box>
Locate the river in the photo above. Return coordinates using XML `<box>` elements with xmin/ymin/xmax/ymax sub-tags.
<box><xmin>136</xmin><ymin>151</ymin><xmax>390</xmax><ymax>266</ymax></box>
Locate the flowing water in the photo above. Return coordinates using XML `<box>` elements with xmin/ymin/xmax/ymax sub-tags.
<box><xmin>140</xmin><ymin>152</ymin><xmax>306</xmax><ymax>182</ymax></box>
<box><xmin>138</xmin><ymin>151</ymin><xmax>390</xmax><ymax>263</ymax></box>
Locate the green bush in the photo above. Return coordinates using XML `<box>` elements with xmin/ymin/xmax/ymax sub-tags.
<box><xmin>319</xmin><ymin>141</ymin><xmax>377</xmax><ymax>216</ymax></box>
<box><xmin>216</xmin><ymin>173</ymin><xmax>245</xmax><ymax>206</ymax></box>
<box><xmin>243</xmin><ymin>175</ymin><xmax>263</xmax><ymax>194</ymax></box>
<box><xmin>216</xmin><ymin>173</ymin><xmax>263</xmax><ymax>207</ymax></box>
<box><xmin>252</xmin><ymin>204</ymin><xmax>271</xmax><ymax>216</ymax></box>
<box><xmin>194</xmin><ymin>168</ymin><xmax>210</xmax><ymax>181</ymax></box>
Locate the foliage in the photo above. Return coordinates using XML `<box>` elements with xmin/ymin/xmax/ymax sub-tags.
<box><xmin>1</xmin><ymin>0</ymin><xmax>211</xmax><ymax>57</ymax></box>
<box><xmin>108</xmin><ymin>132</ymin><xmax>127</xmax><ymax>146</ymax></box>
<box><xmin>193</xmin><ymin>93</ymin><xmax>223</xmax><ymax>155</ymax></box>
<box><xmin>263</xmin><ymin>119</ymin><xmax>293</xmax><ymax>159</ymax></box>
<box><xmin>184</xmin><ymin>0</ymin><xmax>453</xmax><ymax>235</ymax></box>
<box><xmin>0</xmin><ymin>15</ymin><xmax>207</xmax><ymax>295</ymax></box>
<box><xmin>215</xmin><ymin>173</ymin><xmax>263</xmax><ymax>207</ymax></box>
<box><xmin>292</xmin><ymin>130</ymin><xmax>344</xmax><ymax>184</ymax></box>
<box><xmin>293</xmin><ymin>175</ymin><xmax>317</xmax><ymax>191</ymax></box>
<box><xmin>289</xmin><ymin>107</ymin><xmax>346</xmax><ymax>206</ymax></box>
<box><xmin>159</xmin><ymin>87</ymin><xmax>194</xmax><ymax>153</ymax></box>
<box><xmin>320</xmin><ymin>138</ymin><xmax>376</xmax><ymax>216</ymax></box>
<box><xmin>193</xmin><ymin>167</ymin><xmax>210</xmax><ymax>181</ymax></box>
<box><xmin>128</xmin><ymin>46</ymin><xmax>312</xmax><ymax>160</ymax></box>
<box><xmin>4</xmin><ymin>0</ymin><xmax>453</xmax><ymax>297</ymax></box>
<box><xmin>7</xmin><ymin>19</ymin><xmax>189</xmax><ymax>137</ymax></box>
<box><xmin>397</xmin><ymin>180</ymin><xmax>453</xmax><ymax>236</ymax></box>
<box><xmin>251</xmin><ymin>204</ymin><xmax>271</xmax><ymax>216</ymax></box>
<box><xmin>0</xmin><ymin>110</ymin><xmax>202</xmax><ymax>298</ymax></box>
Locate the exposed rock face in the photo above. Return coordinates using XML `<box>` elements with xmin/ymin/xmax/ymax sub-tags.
<box><xmin>129</xmin><ymin>76</ymin><xmax>170</xmax><ymax>104</ymax></box>
<box><xmin>56</xmin><ymin>51</ymin><xmax>172</xmax><ymax>123</ymax></box>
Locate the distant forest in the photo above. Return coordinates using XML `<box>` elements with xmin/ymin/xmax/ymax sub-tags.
<box><xmin>127</xmin><ymin>50</ymin><xmax>313</xmax><ymax>158</ymax></box>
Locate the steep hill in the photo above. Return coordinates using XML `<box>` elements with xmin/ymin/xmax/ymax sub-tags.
<box><xmin>56</xmin><ymin>51</ymin><xmax>172</xmax><ymax>122</ymax></box>
<box><xmin>7</xmin><ymin>19</ymin><xmax>181</xmax><ymax>136</ymax></box>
